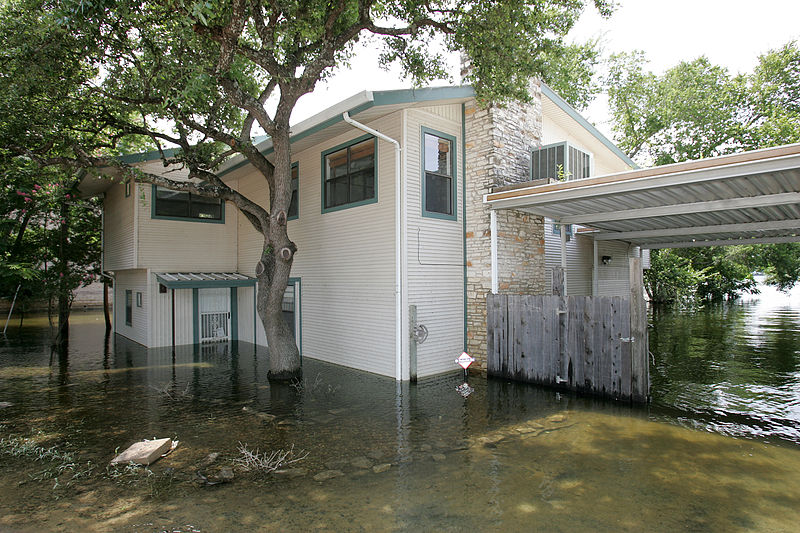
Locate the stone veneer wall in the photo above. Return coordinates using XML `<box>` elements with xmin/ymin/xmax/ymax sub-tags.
<box><xmin>464</xmin><ymin>83</ymin><xmax>546</xmax><ymax>370</ymax></box>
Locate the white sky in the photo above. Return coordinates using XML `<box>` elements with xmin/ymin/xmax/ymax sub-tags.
<box><xmin>292</xmin><ymin>0</ymin><xmax>800</xmax><ymax>140</ymax></box>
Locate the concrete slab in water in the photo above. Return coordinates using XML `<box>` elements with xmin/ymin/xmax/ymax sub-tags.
<box><xmin>111</xmin><ymin>438</ymin><xmax>172</xmax><ymax>465</ymax></box>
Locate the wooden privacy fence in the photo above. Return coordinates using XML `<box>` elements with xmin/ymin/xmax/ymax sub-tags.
<box><xmin>487</xmin><ymin>260</ymin><xmax>649</xmax><ymax>403</ymax></box>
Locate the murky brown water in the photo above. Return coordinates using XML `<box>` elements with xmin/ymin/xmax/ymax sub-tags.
<box><xmin>1</xmin><ymin>309</ymin><xmax>799</xmax><ymax>532</ymax></box>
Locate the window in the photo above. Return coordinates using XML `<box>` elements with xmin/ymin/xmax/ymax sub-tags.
<box><xmin>152</xmin><ymin>185</ymin><xmax>224</xmax><ymax>222</ymax></box>
<box><xmin>531</xmin><ymin>142</ymin><xmax>592</xmax><ymax>182</ymax></box>
<box><xmin>288</xmin><ymin>163</ymin><xmax>299</xmax><ymax>220</ymax></box>
<box><xmin>422</xmin><ymin>128</ymin><xmax>457</xmax><ymax>219</ymax></box>
<box><xmin>125</xmin><ymin>290</ymin><xmax>132</xmax><ymax>326</ymax></box>
<box><xmin>136</xmin><ymin>292</ymin><xmax>142</xmax><ymax>307</ymax></box>
<box><xmin>124</xmin><ymin>180</ymin><xmax>131</xmax><ymax>197</ymax></box>
<box><xmin>323</xmin><ymin>136</ymin><xmax>376</xmax><ymax>211</ymax></box>
<box><xmin>552</xmin><ymin>222</ymin><xmax>573</xmax><ymax>242</ymax></box>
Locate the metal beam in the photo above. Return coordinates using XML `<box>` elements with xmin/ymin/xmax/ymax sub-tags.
<box><xmin>485</xmin><ymin>151</ymin><xmax>800</xmax><ymax>210</ymax></box>
<box><xmin>559</xmin><ymin>192</ymin><xmax>800</xmax><ymax>225</ymax></box>
<box><xmin>642</xmin><ymin>235</ymin><xmax>800</xmax><ymax>249</ymax></box>
<box><xmin>593</xmin><ymin>219</ymin><xmax>800</xmax><ymax>241</ymax></box>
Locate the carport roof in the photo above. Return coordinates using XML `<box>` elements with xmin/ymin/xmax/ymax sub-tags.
<box><xmin>485</xmin><ymin>143</ymin><xmax>800</xmax><ymax>249</ymax></box>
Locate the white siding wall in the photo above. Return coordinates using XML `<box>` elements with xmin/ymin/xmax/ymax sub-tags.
<box><xmin>541</xmin><ymin>114</ymin><xmax>630</xmax><ymax>177</ymax></box>
<box><xmin>149</xmin><ymin>276</ymin><xmax>194</xmax><ymax>347</ymax></box>
<box><xmin>544</xmin><ymin>227</ymin><xmax>646</xmax><ymax>297</ymax></box>
<box><xmin>232</xmin><ymin>112</ymin><xmax>399</xmax><ymax>377</ymax></box>
<box><xmin>406</xmin><ymin>106</ymin><xmax>465</xmax><ymax>378</ymax></box>
<box><xmin>113</xmin><ymin>269</ymin><xmax>149</xmax><ymax>346</ymax></box>
<box><xmin>104</xmin><ymin>181</ymin><xmax>136</xmax><ymax>271</ymax></box>
<box><xmin>544</xmin><ymin>224</ymin><xmax>593</xmax><ymax>295</ymax></box>
<box><xmin>136</xmin><ymin>185</ymin><xmax>238</xmax><ymax>272</ymax></box>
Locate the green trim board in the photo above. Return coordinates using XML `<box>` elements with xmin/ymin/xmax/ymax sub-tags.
<box><xmin>217</xmin><ymin>86</ymin><xmax>475</xmax><ymax>178</ymax></box>
<box><xmin>192</xmin><ymin>288</ymin><xmax>199</xmax><ymax>345</ymax></box>
<box><xmin>150</xmin><ymin>185</ymin><xmax>226</xmax><ymax>224</ymax></box>
<box><xmin>287</xmin><ymin>277</ymin><xmax>302</xmax><ymax>360</ymax></box>
<box><xmin>230</xmin><ymin>287</ymin><xmax>238</xmax><ymax>342</ymax></box>
<box><xmin>420</xmin><ymin>126</ymin><xmax>458</xmax><ymax>221</ymax></box>
<box><xmin>118</xmin><ymin>147</ymin><xmax>181</xmax><ymax>165</ymax></box>
<box><xmin>320</xmin><ymin>133</ymin><xmax>379</xmax><ymax>214</ymax></box>
<box><xmin>540</xmin><ymin>83</ymin><xmax>638</xmax><ymax>169</ymax></box>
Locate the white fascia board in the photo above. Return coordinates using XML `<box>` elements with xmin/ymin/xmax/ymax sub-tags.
<box><xmin>486</xmin><ymin>152</ymin><xmax>800</xmax><ymax>211</ymax></box>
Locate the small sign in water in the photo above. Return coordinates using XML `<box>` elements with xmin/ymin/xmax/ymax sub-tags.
<box><xmin>455</xmin><ymin>382</ymin><xmax>474</xmax><ymax>398</ymax></box>
<box><xmin>455</xmin><ymin>352</ymin><xmax>475</xmax><ymax>370</ymax></box>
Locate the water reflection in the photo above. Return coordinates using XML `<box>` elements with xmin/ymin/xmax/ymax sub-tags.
<box><xmin>0</xmin><ymin>308</ymin><xmax>799</xmax><ymax>531</ymax></box>
<box><xmin>649</xmin><ymin>285</ymin><xmax>800</xmax><ymax>444</ymax></box>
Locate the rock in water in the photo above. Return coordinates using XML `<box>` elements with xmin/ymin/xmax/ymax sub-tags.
<box><xmin>372</xmin><ymin>463</ymin><xmax>392</xmax><ymax>474</ymax></box>
<box><xmin>111</xmin><ymin>438</ymin><xmax>172</xmax><ymax>466</ymax></box>
<box><xmin>350</xmin><ymin>456</ymin><xmax>372</xmax><ymax>469</ymax></box>
<box><xmin>0</xmin><ymin>402</ymin><xmax>13</xmax><ymax>409</ymax></box>
<box><xmin>313</xmin><ymin>470</ymin><xmax>344</xmax><ymax>482</ymax></box>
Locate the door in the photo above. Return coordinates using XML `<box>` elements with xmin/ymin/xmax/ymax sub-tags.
<box><xmin>199</xmin><ymin>287</ymin><xmax>230</xmax><ymax>342</ymax></box>
<box><xmin>281</xmin><ymin>278</ymin><xmax>301</xmax><ymax>354</ymax></box>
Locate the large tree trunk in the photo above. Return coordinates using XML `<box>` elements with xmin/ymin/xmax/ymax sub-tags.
<box><xmin>55</xmin><ymin>198</ymin><xmax>71</xmax><ymax>345</ymax></box>
<box><xmin>257</xmin><ymin>126</ymin><xmax>301</xmax><ymax>381</ymax></box>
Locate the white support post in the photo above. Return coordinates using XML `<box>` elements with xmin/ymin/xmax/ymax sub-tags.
<box><xmin>559</xmin><ymin>223</ymin><xmax>568</xmax><ymax>295</ymax></box>
<box><xmin>490</xmin><ymin>209</ymin><xmax>498</xmax><ymax>294</ymax></box>
<box><xmin>592</xmin><ymin>239</ymin><xmax>599</xmax><ymax>296</ymax></box>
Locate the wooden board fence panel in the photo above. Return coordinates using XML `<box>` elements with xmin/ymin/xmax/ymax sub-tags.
<box><xmin>486</xmin><ymin>292</ymin><xmax>648</xmax><ymax>403</ymax></box>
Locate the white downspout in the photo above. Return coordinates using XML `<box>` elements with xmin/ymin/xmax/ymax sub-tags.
<box><xmin>342</xmin><ymin>112</ymin><xmax>405</xmax><ymax>381</ymax></box>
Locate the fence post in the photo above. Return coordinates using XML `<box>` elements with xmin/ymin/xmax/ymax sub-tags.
<box><xmin>629</xmin><ymin>257</ymin><xmax>649</xmax><ymax>402</ymax></box>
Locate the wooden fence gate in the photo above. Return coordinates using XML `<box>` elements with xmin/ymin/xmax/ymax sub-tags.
<box><xmin>487</xmin><ymin>261</ymin><xmax>649</xmax><ymax>403</ymax></box>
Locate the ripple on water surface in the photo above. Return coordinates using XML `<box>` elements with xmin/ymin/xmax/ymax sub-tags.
<box><xmin>0</xmin><ymin>309</ymin><xmax>799</xmax><ymax>531</ymax></box>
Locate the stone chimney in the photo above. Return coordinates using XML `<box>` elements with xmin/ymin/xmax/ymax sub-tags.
<box><xmin>462</xmin><ymin>63</ymin><xmax>546</xmax><ymax>370</ymax></box>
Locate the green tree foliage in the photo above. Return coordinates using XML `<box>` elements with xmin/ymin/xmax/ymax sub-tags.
<box><xmin>0</xmin><ymin>158</ymin><xmax>101</xmax><ymax>339</ymax></box>
<box><xmin>1</xmin><ymin>0</ymin><xmax>612</xmax><ymax>376</ymax></box>
<box><xmin>643</xmin><ymin>249</ymin><xmax>706</xmax><ymax>305</ymax></box>
<box><xmin>539</xmin><ymin>38</ymin><xmax>603</xmax><ymax>111</ymax></box>
<box><xmin>606</xmin><ymin>42</ymin><xmax>800</xmax><ymax>302</ymax></box>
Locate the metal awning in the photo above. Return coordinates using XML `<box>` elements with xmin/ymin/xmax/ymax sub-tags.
<box><xmin>155</xmin><ymin>272</ymin><xmax>256</xmax><ymax>289</ymax></box>
<box><xmin>485</xmin><ymin>143</ymin><xmax>800</xmax><ymax>249</ymax></box>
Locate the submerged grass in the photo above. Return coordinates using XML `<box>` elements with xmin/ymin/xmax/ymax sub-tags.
<box><xmin>0</xmin><ymin>431</ymin><xmax>95</xmax><ymax>491</ymax></box>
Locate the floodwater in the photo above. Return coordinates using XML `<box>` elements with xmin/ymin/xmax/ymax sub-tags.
<box><xmin>0</xmin><ymin>287</ymin><xmax>799</xmax><ymax>532</ymax></box>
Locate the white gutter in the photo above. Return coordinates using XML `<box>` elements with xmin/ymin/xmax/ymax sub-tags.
<box><xmin>342</xmin><ymin>112</ymin><xmax>406</xmax><ymax>381</ymax></box>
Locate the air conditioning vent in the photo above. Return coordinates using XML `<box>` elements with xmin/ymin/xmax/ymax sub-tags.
<box><xmin>531</xmin><ymin>142</ymin><xmax>592</xmax><ymax>181</ymax></box>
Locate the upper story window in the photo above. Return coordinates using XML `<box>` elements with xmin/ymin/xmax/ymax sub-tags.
<box><xmin>153</xmin><ymin>185</ymin><xmax>224</xmax><ymax>223</ymax></box>
<box><xmin>531</xmin><ymin>142</ymin><xmax>592</xmax><ymax>182</ymax></box>
<box><xmin>288</xmin><ymin>163</ymin><xmax>299</xmax><ymax>220</ymax></box>
<box><xmin>422</xmin><ymin>128</ymin><xmax>457</xmax><ymax>220</ymax></box>
<box><xmin>323</xmin><ymin>136</ymin><xmax>376</xmax><ymax>212</ymax></box>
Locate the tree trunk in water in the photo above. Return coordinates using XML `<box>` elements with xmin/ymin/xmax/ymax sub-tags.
<box><xmin>257</xmin><ymin>127</ymin><xmax>301</xmax><ymax>381</ymax></box>
<box><xmin>55</xmin><ymin>199</ymin><xmax>70</xmax><ymax>346</ymax></box>
<box><xmin>103</xmin><ymin>279</ymin><xmax>112</xmax><ymax>332</ymax></box>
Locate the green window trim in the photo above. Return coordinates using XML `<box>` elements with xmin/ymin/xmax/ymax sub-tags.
<box><xmin>125</xmin><ymin>289</ymin><xmax>132</xmax><ymax>326</ymax></box>
<box><xmin>288</xmin><ymin>162</ymin><xmax>299</xmax><ymax>221</ymax></box>
<box><xmin>421</xmin><ymin>126</ymin><xmax>458</xmax><ymax>221</ymax></box>
<box><xmin>150</xmin><ymin>184</ymin><xmax>226</xmax><ymax>224</ymax></box>
<box><xmin>321</xmin><ymin>134</ymin><xmax>378</xmax><ymax>214</ymax></box>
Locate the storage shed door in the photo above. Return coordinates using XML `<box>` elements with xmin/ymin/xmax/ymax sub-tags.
<box><xmin>199</xmin><ymin>288</ymin><xmax>230</xmax><ymax>342</ymax></box>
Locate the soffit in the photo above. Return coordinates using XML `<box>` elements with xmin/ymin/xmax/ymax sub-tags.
<box><xmin>486</xmin><ymin>144</ymin><xmax>800</xmax><ymax>249</ymax></box>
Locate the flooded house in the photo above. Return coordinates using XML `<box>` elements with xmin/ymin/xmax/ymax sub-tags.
<box><xmin>79</xmin><ymin>83</ymin><xmax>643</xmax><ymax>381</ymax></box>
